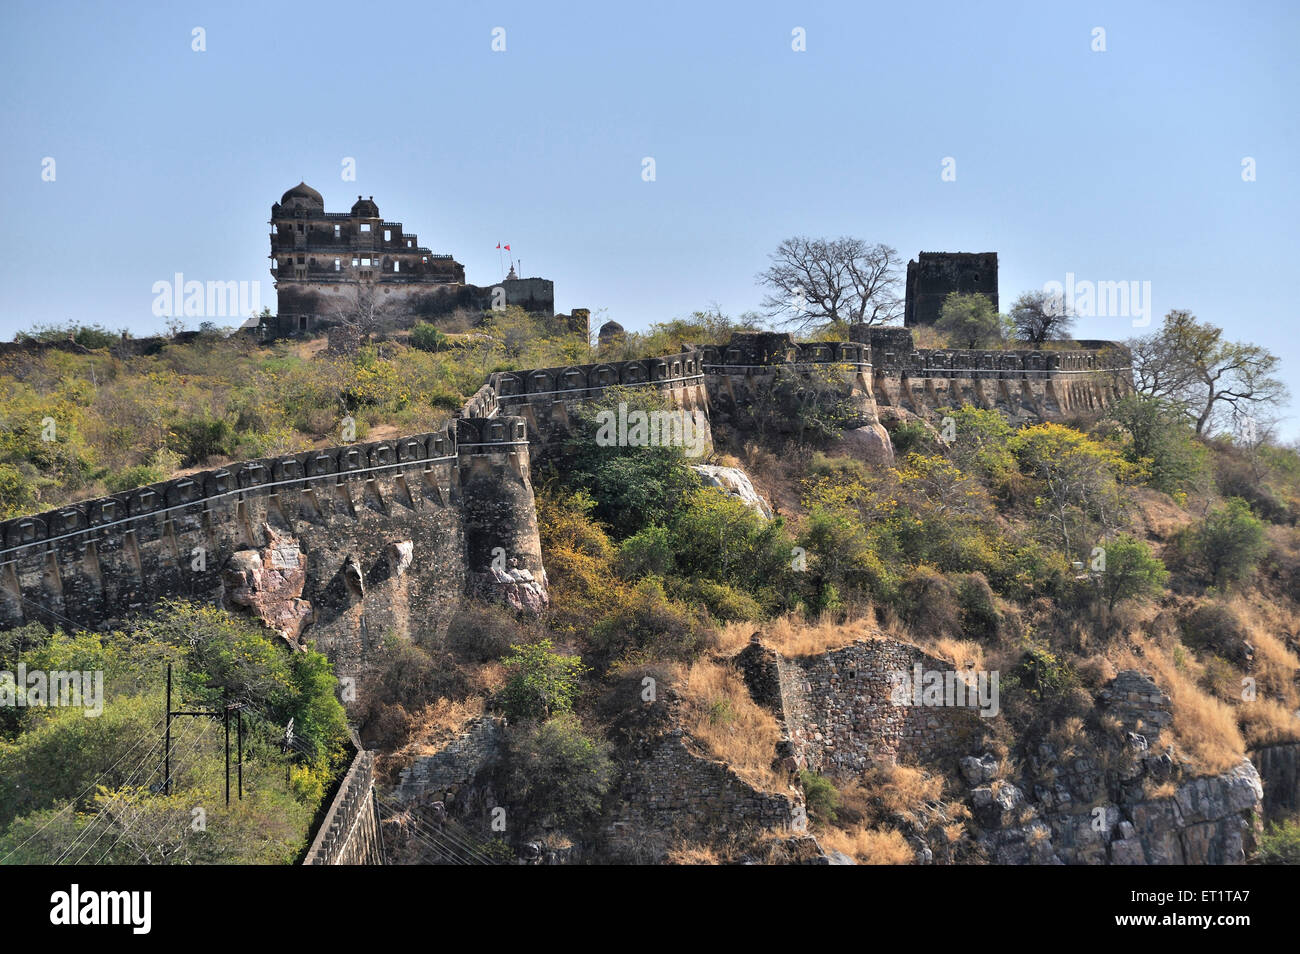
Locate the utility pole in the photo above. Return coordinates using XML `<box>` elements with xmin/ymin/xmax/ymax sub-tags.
<box><xmin>164</xmin><ymin>663</ymin><xmax>172</xmax><ymax>796</ymax></box>
<box><xmin>163</xmin><ymin>663</ymin><xmax>243</xmax><ymax>805</ymax></box>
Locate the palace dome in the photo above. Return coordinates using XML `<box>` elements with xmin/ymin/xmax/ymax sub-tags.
<box><xmin>279</xmin><ymin>182</ymin><xmax>324</xmax><ymax>210</ymax></box>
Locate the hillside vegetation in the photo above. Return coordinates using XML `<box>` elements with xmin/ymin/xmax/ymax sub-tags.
<box><xmin>3</xmin><ymin>306</ymin><xmax>1299</xmax><ymax>863</ymax></box>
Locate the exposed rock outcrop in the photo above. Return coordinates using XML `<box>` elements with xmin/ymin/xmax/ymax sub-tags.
<box><xmin>692</xmin><ymin>465</ymin><xmax>772</xmax><ymax>518</ymax></box>
<box><xmin>222</xmin><ymin>526</ymin><xmax>313</xmax><ymax>644</ymax></box>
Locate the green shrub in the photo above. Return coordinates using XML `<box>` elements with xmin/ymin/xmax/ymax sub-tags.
<box><xmin>501</xmin><ymin>714</ymin><xmax>613</xmax><ymax>829</ymax></box>
<box><xmin>955</xmin><ymin>572</ymin><xmax>1001</xmax><ymax>640</ymax></box>
<box><xmin>104</xmin><ymin>463</ymin><xmax>167</xmax><ymax>493</ymax></box>
<box><xmin>617</xmin><ymin>525</ymin><xmax>675</xmax><ymax>579</ymax></box>
<box><xmin>888</xmin><ymin>419</ymin><xmax>938</xmax><ymax>457</ymax></box>
<box><xmin>1009</xmin><ymin>642</ymin><xmax>1077</xmax><ymax>701</ymax></box>
<box><xmin>409</xmin><ymin>322</ymin><xmax>450</xmax><ymax>352</ymax></box>
<box><xmin>799</xmin><ymin>770</ymin><xmax>840</xmax><ymax>826</ymax></box>
<box><xmin>679</xmin><ymin>579</ymin><xmax>764</xmax><ymax>622</ymax></box>
<box><xmin>1180</xmin><ymin>498</ymin><xmax>1267</xmax><ymax>587</ymax></box>
<box><xmin>16</xmin><ymin>322</ymin><xmax>118</xmax><ymax>349</ymax></box>
<box><xmin>501</xmin><ymin>639</ymin><xmax>587</xmax><ymax>720</ymax></box>
<box><xmin>1096</xmin><ymin>534</ymin><xmax>1169</xmax><ymax>611</ymax></box>
<box><xmin>167</xmin><ymin>414</ymin><xmax>232</xmax><ymax>465</ymax></box>
<box><xmin>590</xmin><ymin>577</ymin><xmax>714</xmax><ymax>665</ymax></box>
<box><xmin>557</xmin><ymin>389</ymin><xmax>701</xmax><ymax>539</ymax></box>
<box><xmin>1109</xmin><ymin>394</ymin><xmax>1208</xmax><ymax>495</ymax></box>
<box><xmin>1257</xmin><ymin>818</ymin><xmax>1300</xmax><ymax>864</ymax></box>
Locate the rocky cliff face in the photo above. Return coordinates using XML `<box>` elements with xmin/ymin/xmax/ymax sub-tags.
<box><xmin>962</xmin><ymin>671</ymin><xmax>1264</xmax><ymax>865</ymax></box>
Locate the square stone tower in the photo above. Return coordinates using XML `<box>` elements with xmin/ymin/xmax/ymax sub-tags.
<box><xmin>904</xmin><ymin>252</ymin><xmax>998</xmax><ymax>327</ymax></box>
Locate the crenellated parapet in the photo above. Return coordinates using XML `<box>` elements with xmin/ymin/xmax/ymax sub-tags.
<box><xmin>851</xmin><ymin>325</ymin><xmax>1134</xmax><ymax>420</ymax></box>
<box><xmin>486</xmin><ymin>350</ymin><xmax>709</xmax><ymax>446</ymax></box>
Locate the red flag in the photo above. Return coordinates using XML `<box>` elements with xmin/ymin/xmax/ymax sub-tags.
<box><xmin>495</xmin><ymin>243</ymin><xmax>501</xmax><ymax>249</ymax></box>
<box><xmin>504</xmin><ymin>244</ymin><xmax>510</xmax><ymax>251</ymax></box>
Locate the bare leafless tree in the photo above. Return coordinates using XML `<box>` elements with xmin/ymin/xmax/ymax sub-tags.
<box><xmin>332</xmin><ymin>285</ymin><xmax>394</xmax><ymax>342</ymax></box>
<box><xmin>758</xmin><ymin>237</ymin><xmax>903</xmax><ymax>332</ymax></box>
<box><xmin>1010</xmin><ymin>289</ymin><xmax>1075</xmax><ymax>345</ymax></box>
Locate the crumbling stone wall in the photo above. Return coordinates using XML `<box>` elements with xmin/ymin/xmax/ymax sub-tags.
<box><xmin>394</xmin><ymin>716</ymin><xmax>503</xmax><ymax>805</ymax></box>
<box><xmin>771</xmin><ymin>638</ymin><xmax>987</xmax><ymax>777</ymax></box>
<box><xmin>603</xmin><ymin>730</ymin><xmax>799</xmax><ymax>861</ymax></box>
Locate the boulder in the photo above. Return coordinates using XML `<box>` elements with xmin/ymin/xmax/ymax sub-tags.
<box><xmin>692</xmin><ymin>465</ymin><xmax>772</xmax><ymax>518</ymax></box>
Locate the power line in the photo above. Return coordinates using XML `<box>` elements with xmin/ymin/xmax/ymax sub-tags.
<box><xmin>53</xmin><ymin>728</ymin><xmax>171</xmax><ymax>865</ymax></box>
<box><xmin>0</xmin><ymin>713</ymin><xmax>165</xmax><ymax>864</ymax></box>
<box><xmin>90</xmin><ymin>719</ymin><xmax>214</xmax><ymax>865</ymax></box>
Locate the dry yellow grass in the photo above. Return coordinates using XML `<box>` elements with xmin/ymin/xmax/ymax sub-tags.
<box><xmin>818</xmin><ymin>825</ymin><xmax>914</xmax><ymax>864</ymax></box>
<box><xmin>1239</xmin><ymin>697</ymin><xmax>1300</xmax><ymax>748</ymax></box>
<box><xmin>913</xmin><ymin>636</ymin><xmax>986</xmax><ymax>673</ymax></box>
<box><xmin>1114</xmin><ymin>637</ymin><xmax>1245</xmax><ymax>774</ymax></box>
<box><xmin>384</xmin><ymin>697</ymin><xmax>486</xmax><ymax>763</ymax></box>
<box><xmin>1224</xmin><ymin>596</ymin><xmax>1300</xmax><ymax>711</ymax></box>
<box><xmin>664</xmin><ymin>842</ymin><xmax>721</xmax><ymax>865</ymax></box>
<box><xmin>675</xmin><ymin>659</ymin><xmax>785</xmax><ymax>792</ymax></box>
<box><xmin>858</xmin><ymin>764</ymin><xmax>948</xmax><ymax>828</ymax></box>
<box><xmin>468</xmin><ymin>660</ymin><xmax>506</xmax><ymax>695</ymax></box>
<box><xmin>717</xmin><ymin>612</ymin><xmax>880</xmax><ymax>657</ymax></box>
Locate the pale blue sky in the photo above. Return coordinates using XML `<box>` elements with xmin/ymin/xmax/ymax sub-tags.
<box><xmin>1</xmin><ymin>1</ymin><xmax>1296</xmax><ymax>435</ymax></box>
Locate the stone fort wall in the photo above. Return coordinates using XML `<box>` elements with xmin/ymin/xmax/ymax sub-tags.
<box><xmin>0</xmin><ymin>406</ymin><xmax>541</xmax><ymax>682</ymax></box>
<box><xmin>0</xmin><ymin>329</ymin><xmax>1133</xmax><ymax>678</ymax></box>
<box><xmin>302</xmin><ymin>748</ymin><xmax>384</xmax><ymax>866</ymax></box>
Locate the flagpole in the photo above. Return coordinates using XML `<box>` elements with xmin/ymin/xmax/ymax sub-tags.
<box><xmin>497</xmin><ymin>244</ymin><xmax>504</xmax><ymax>279</ymax></box>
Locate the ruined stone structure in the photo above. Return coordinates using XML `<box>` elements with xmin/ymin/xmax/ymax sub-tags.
<box><xmin>905</xmin><ymin>251</ymin><xmax>999</xmax><ymax>327</ymax></box>
<box><xmin>265</xmin><ymin>183</ymin><xmax>555</xmax><ymax>338</ymax></box>
<box><xmin>603</xmin><ymin>719</ymin><xmax>799</xmax><ymax>862</ymax></box>
<box><xmin>738</xmin><ymin>635</ymin><xmax>986</xmax><ymax>777</ymax></box>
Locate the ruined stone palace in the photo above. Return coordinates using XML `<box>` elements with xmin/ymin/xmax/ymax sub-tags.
<box><xmin>263</xmin><ymin>182</ymin><xmax>556</xmax><ymax>338</ymax></box>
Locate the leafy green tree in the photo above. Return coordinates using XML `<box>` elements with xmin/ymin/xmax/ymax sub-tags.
<box><xmin>1108</xmin><ymin>393</ymin><xmax>1209</xmax><ymax>495</ymax></box>
<box><xmin>1009</xmin><ymin>423</ymin><xmax>1141</xmax><ymax>555</ymax></box>
<box><xmin>1130</xmin><ymin>310</ymin><xmax>1288</xmax><ymax>436</ymax></box>
<box><xmin>669</xmin><ymin>488</ymin><xmax>796</xmax><ymax>604</ymax></box>
<box><xmin>1181</xmin><ymin>498</ymin><xmax>1267</xmax><ymax>587</ymax></box>
<box><xmin>558</xmin><ymin>388</ymin><xmax>701</xmax><ymax>539</ymax></box>
<box><xmin>501</xmin><ymin>640</ymin><xmax>587</xmax><ymax>720</ymax></box>
<box><xmin>1096</xmin><ymin>535</ymin><xmax>1169</xmax><ymax>612</ymax></box>
<box><xmin>942</xmin><ymin>406</ymin><xmax>1016</xmax><ymax>485</ymax></box>
<box><xmin>590</xmin><ymin>577</ymin><xmax>714</xmax><ymax>664</ymax></box>
<box><xmin>936</xmin><ymin>292</ymin><xmax>1004</xmax><ymax>349</ymax></box>
<box><xmin>617</xmin><ymin>524</ymin><xmax>675</xmax><ymax>578</ymax></box>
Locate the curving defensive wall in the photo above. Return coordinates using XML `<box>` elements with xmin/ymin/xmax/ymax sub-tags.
<box><xmin>0</xmin><ymin>330</ymin><xmax>1132</xmax><ymax>680</ymax></box>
